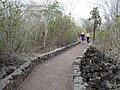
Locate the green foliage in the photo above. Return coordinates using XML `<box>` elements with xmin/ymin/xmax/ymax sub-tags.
<box><xmin>89</xmin><ymin>7</ymin><xmax>102</xmax><ymax>42</ymax></box>
<box><xmin>0</xmin><ymin>0</ymin><xmax>82</xmax><ymax>53</ymax></box>
<box><xmin>48</xmin><ymin>14</ymin><xmax>80</xmax><ymax>46</ymax></box>
<box><xmin>81</xmin><ymin>18</ymin><xmax>93</xmax><ymax>33</ymax></box>
<box><xmin>0</xmin><ymin>0</ymin><xmax>24</xmax><ymax>52</ymax></box>
<box><xmin>89</xmin><ymin>7</ymin><xmax>101</xmax><ymax>27</ymax></box>
<box><xmin>93</xmin><ymin>0</ymin><xmax>120</xmax><ymax>57</ymax></box>
<box><xmin>96</xmin><ymin>31</ymin><xmax>109</xmax><ymax>39</ymax></box>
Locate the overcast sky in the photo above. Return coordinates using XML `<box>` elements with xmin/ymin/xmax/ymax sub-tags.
<box><xmin>56</xmin><ymin>0</ymin><xmax>102</xmax><ymax>23</ymax></box>
<box><xmin>27</xmin><ymin>0</ymin><xmax>103</xmax><ymax>24</ymax></box>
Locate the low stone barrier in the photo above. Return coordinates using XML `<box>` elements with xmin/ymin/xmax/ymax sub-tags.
<box><xmin>73</xmin><ymin>47</ymin><xmax>88</xmax><ymax>90</ymax></box>
<box><xmin>0</xmin><ymin>42</ymin><xmax>79</xmax><ymax>90</ymax></box>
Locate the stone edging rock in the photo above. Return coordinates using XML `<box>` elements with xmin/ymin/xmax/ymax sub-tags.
<box><xmin>73</xmin><ymin>43</ymin><xmax>92</xmax><ymax>90</ymax></box>
<box><xmin>73</xmin><ymin>49</ymin><xmax>88</xmax><ymax>90</ymax></box>
<box><xmin>0</xmin><ymin>42</ymin><xmax>79</xmax><ymax>90</ymax></box>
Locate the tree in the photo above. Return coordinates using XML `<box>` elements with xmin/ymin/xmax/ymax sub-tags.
<box><xmin>42</xmin><ymin>1</ymin><xmax>63</xmax><ymax>47</ymax></box>
<box><xmin>91</xmin><ymin>0</ymin><xmax>120</xmax><ymax>59</ymax></box>
<box><xmin>89</xmin><ymin>7</ymin><xmax>101</xmax><ymax>42</ymax></box>
<box><xmin>48</xmin><ymin>14</ymin><xmax>80</xmax><ymax>46</ymax></box>
<box><xmin>0</xmin><ymin>0</ymin><xmax>24</xmax><ymax>52</ymax></box>
<box><xmin>81</xmin><ymin>18</ymin><xmax>93</xmax><ymax>33</ymax></box>
<box><xmin>0</xmin><ymin>0</ymin><xmax>82</xmax><ymax>53</ymax></box>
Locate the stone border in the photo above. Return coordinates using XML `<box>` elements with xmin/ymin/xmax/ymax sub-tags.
<box><xmin>0</xmin><ymin>42</ymin><xmax>79</xmax><ymax>90</ymax></box>
<box><xmin>73</xmin><ymin>42</ymin><xmax>92</xmax><ymax>90</ymax></box>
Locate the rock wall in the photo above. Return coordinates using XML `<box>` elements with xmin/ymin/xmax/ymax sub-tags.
<box><xmin>0</xmin><ymin>42</ymin><xmax>79</xmax><ymax>90</ymax></box>
<box><xmin>73</xmin><ymin>46</ymin><xmax>120</xmax><ymax>90</ymax></box>
<box><xmin>73</xmin><ymin>47</ymin><xmax>88</xmax><ymax>90</ymax></box>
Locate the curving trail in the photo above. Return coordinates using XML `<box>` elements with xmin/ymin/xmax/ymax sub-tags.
<box><xmin>17</xmin><ymin>44</ymin><xmax>87</xmax><ymax>90</ymax></box>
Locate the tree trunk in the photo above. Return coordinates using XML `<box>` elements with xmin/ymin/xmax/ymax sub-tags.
<box><xmin>43</xmin><ymin>14</ymin><xmax>48</xmax><ymax>47</ymax></box>
<box><xmin>93</xmin><ymin>21</ymin><xmax>96</xmax><ymax>42</ymax></box>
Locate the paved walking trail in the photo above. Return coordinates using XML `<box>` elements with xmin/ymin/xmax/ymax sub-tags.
<box><xmin>17</xmin><ymin>44</ymin><xmax>87</xmax><ymax>90</ymax></box>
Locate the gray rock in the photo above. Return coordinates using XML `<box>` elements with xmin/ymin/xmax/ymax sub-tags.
<box><xmin>0</xmin><ymin>77</ymin><xmax>10</xmax><ymax>89</ymax></box>
<box><xmin>73</xmin><ymin>66</ymin><xmax>80</xmax><ymax>70</ymax></box>
<box><xmin>74</xmin><ymin>84</ymin><xmax>86</xmax><ymax>90</ymax></box>
<box><xmin>106</xmin><ymin>81</ymin><xmax>113</xmax><ymax>89</ymax></box>
<box><xmin>74</xmin><ymin>77</ymin><xmax>84</xmax><ymax>84</ymax></box>
<box><xmin>19</xmin><ymin>60</ymin><xmax>31</xmax><ymax>70</ymax></box>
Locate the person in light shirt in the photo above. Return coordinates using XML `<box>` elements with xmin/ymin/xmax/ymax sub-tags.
<box><xmin>86</xmin><ymin>33</ymin><xmax>90</xmax><ymax>43</ymax></box>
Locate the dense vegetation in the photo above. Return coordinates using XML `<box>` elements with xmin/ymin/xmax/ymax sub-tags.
<box><xmin>95</xmin><ymin>0</ymin><xmax>120</xmax><ymax>59</ymax></box>
<box><xmin>0</xmin><ymin>0</ymin><xmax>82</xmax><ymax>78</ymax></box>
<box><xmin>82</xmin><ymin>0</ymin><xmax>120</xmax><ymax>59</ymax></box>
<box><xmin>0</xmin><ymin>0</ymin><xmax>82</xmax><ymax>54</ymax></box>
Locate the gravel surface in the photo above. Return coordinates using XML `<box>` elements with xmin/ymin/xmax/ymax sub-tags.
<box><xmin>17</xmin><ymin>44</ymin><xmax>87</xmax><ymax>90</ymax></box>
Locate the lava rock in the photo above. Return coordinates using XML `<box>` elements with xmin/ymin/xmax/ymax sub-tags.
<box><xmin>79</xmin><ymin>46</ymin><xmax>120</xmax><ymax>90</ymax></box>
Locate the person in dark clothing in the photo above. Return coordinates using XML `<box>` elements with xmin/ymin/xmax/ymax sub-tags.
<box><xmin>80</xmin><ymin>32</ymin><xmax>85</xmax><ymax>44</ymax></box>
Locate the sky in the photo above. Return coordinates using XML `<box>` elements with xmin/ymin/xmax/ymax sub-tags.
<box><xmin>26</xmin><ymin>0</ymin><xmax>103</xmax><ymax>24</ymax></box>
<box><xmin>56</xmin><ymin>0</ymin><xmax>102</xmax><ymax>23</ymax></box>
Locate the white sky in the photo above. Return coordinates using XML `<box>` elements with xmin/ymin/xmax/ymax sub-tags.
<box><xmin>57</xmin><ymin>0</ymin><xmax>102</xmax><ymax>23</ymax></box>
<box><xmin>26</xmin><ymin>0</ymin><xmax>103</xmax><ymax>24</ymax></box>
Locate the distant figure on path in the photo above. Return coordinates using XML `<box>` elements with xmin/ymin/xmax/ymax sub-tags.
<box><xmin>86</xmin><ymin>33</ymin><xmax>90</xmax><ymax>43</ymax></box>
<box><xmin>80</xmin><ymin>32</ymin><xmax>85</xmax><ymax>44</ymax></box>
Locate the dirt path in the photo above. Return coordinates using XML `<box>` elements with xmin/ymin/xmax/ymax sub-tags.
<box><xmin>17</xmin><ymin>44</ymin><xmax>87</xmax><ymax>90</ymax></box>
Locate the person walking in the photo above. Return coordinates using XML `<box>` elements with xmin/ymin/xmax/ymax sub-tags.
<box><xmin>86</xmin><ymin>33</ymin><xmax>90</xmax><ymax>43</ymax></box>
<box><xmin>80</xmin><ymin>32</ymin><xmax>85</xmax><ymax>44</ymax></box>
